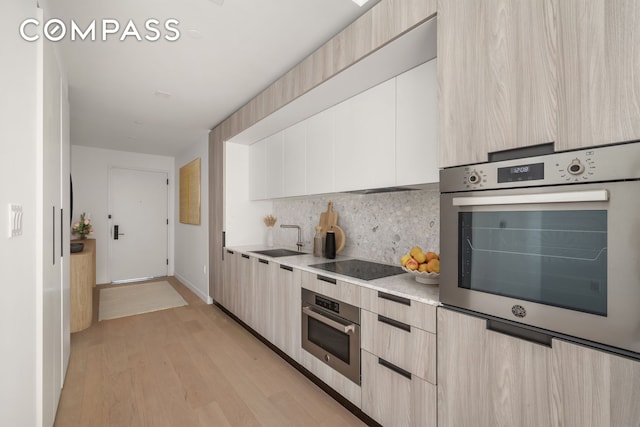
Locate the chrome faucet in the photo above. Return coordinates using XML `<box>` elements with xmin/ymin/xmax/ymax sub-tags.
<box><xmin>280</xmin><ymin>224</ymin><xmax>303</xmax><ymax>252</ymax></box>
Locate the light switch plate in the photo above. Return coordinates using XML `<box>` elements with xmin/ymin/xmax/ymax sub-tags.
<box><xmin>9</xmin><ymin>204</ymin><xmax>23</xmax><ymax>238</ymax></box>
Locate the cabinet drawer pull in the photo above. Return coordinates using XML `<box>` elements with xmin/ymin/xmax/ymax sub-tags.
<box><xmin>317</xmin><ymin>275</ymin><xmax>336</xmax><ymax>285</ymax></box>
<box><xmin>378</xmin><ymin>315</ymin><xmax>411</xmax><ymax>333</ymax></box>
<box><xmin>378</xmin><ymin>291</ymin><xmax>411</xmax><ymax>306</ymax></box>
<box><xmin>259</xmin><ymin>258</ymin><xmax>269</xmax><ymax>264</ymax></box>
<box><xmin>241</xmin><ymin>254</ymin><xmax>250</xmax><ymax>259</ymax></box>
<box><xmin>486</xmin><ymin>319</ymin><xmax>552</xmax><ymax>347</ymax></box>
<box><xmin>280</xmin><ymin>265</ymin><xmax>293</xmax><ymax>272</ymax></box>
<box><xmin>378</xmin><ymin>357</ymin><xmax>412</xmax><ymax>380</ymax></box>
<box><xmin>226</xmin><ymin>249</ymin><xmax>234</xmax><ymax>255</ymax></box>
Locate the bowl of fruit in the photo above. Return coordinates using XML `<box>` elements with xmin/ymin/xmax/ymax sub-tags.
<box><xmin>400</xmin><ymin>246</ymin><xmax>440</xmax><ymax>284</ymax></box>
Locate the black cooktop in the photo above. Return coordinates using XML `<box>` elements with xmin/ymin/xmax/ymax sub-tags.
<box><xmin>309</xmin><ymin>259</ymin><xmax>405</xmax><ymax>281</ymax></box>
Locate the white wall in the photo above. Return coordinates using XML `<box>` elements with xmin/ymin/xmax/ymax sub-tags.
<box><xmin>225</xmin><ymin>142</ymin><xmax>273</xmax><ymax>246</ymax></box>
<box><xmin>70</xmin><ymin>145</ymin><xmax>175</xmax><ymax>284</ymax></box>
<box><xmin>0</xmin><ymin>2</ymin><xmax>40</xmax><ymax>425</ymax></box>
<box><xmin>174</xmin><ymin>140</ymin><xmax>210</xmax><ymax>303</ymax></box>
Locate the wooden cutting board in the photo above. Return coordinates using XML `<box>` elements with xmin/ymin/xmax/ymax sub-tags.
<box><xmin>331</xmin><ymin>225</ymin><xmax>346</xmax><ymax>254</ymax></box>
<box><xmin>319</xmin><ymin>202</ymin><xmax>338</xmax><ymax>236</ymax></box>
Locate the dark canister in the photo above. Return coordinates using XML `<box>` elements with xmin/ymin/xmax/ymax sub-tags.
<box><xmin>325</xmin><ymin>230</ymin><xmax>336</xmax><ymax>259</ymax></box>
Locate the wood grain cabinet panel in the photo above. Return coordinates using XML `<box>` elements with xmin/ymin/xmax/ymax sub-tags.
<box><xmin>438</xmin><ymin>0</ymin><xmax>558</xmax><ymax>167</ymax></box>
<box><xmin>437</xmin><ymin>308</ymin><xmax>554</xmax><ymax>427</ymax></box>
<box><xmin>251</xmin><ymin>258</ymin><xmax>277</xmax><ymax>339</ymax></box>
<box><xmin>220</xmin><ymin>249</ymin><xmax>237</xmax><ymax>308</ymax></box>
<box><xmin>361</xmin><ymin>309</ymin><xmax>436</xmax><ymax>384</ymax></box>
<box><xmin>360</xmin><ymin>287</ymin><xmax>436</xmax><ymax>333</ymax></box>
<box><xmin>301</xmin><ymin>271</ymin><xmax>360</xmax><ymax>306</ymax></box>
<box><xmin>557</xmin><ymin>0</ymin><xmax>640</xmax><ymax>150</ymax></box>
<box><xmin>272</xmin><ymin>265</ymin><xmax>302</xmax><ymax>362</ymax></box>
<box><xmin>235</xmin><ymin>253</ymin><xmax>254</xmax><ymax>325</ymax></box>
<box><xmin>551</xmin><ymin>339</ymin><xmax>640</xmax><ymax>427</ymax></box>
<box><xmin>70</xmin><ymin>239</ymin><xmax>95</xmax><ymax>333</ymax></box>
<box><xmin>361</xmin><ymin>350</ymin><xmax>436</xmax><ymax>427</ymax></box>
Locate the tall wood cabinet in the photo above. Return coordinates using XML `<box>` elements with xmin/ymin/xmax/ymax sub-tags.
<box><xmin>556</xmin><ymin>0</ymin><xmax>640</xmax><ymax>150</ymax></box>
<box><xmin>437</xmin><ymin>308</ymin><xmax>553</xmax><ymax>427</ymax></box>
<box><xmin>438</xmin><ymin>0</ymin><xmax>558</xmax><ymax>167</ymax></box>
<box><xmin>438</xmin><ymin>307</ymin><xmax>640</xmax><ymax>427</ymax></box>
<box><xmin>438</xmin><ymin>0</ymin><xmax>640</xmax><ymax>167</ymax></box>
<box><xmin>552</xmin><ymin>339</ymin><xmax>640</xmax><ymax>427</ymax></box>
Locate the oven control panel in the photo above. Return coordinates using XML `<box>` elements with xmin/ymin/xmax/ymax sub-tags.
<box><xmin>440</xmin><ymin>142</ymin><xmax>640</xmax><ymax>192</ymax></box>
<box><xmin>315</xmin><ymin>295</ymin><xmax>340</xmax><ymax>314</ymax></box>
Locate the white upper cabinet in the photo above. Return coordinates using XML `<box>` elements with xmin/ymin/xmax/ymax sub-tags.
<box><xmin>264</xmin><ymin>132</ymin><xmax>284</xmax><ymax>199</ymax></box>
<box><xmin>396</xmin><ymin>60</ymin><xmax>439</xmax><ymax>186</ymax></box>
<box><xmin>249</xmin><ymin>138</ymin><xmax>267</xmax><ymax>200</ymax></box>
<box><xmin>249</xmin><ymin>59</ymin><xmax>439</xmax><ymax>200</ymax></box>
<box><xmin>306</xmin><ymin>108</ymin><xmax>335</xmax><ymax>195</ymax></box>
<box><xmin>334</xmin><ymin>79</ymin><xmax>397</xmax><ymax>192</ymax></box>
<box><xmin>283</xmin><ymin>121</ymin><xmax>307</xmax><ymax>197</ymax></box>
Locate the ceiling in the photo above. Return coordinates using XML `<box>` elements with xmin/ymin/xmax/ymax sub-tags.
<box><xmin>49</xmin><ymin>0</ymin><xmax>380</xmax><ymax>156</ymax></box>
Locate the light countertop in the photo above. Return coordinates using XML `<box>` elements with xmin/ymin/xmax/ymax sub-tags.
<box><xmin>226</xmin><ymin>244</ymin><xmax>440</xmax><ymax>307</ymax></box>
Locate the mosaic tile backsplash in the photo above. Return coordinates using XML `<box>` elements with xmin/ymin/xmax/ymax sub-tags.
<box><xmin>271</xmin><ymin>187</ymin><xmax>440</xmax><ymax>265</ymax></box>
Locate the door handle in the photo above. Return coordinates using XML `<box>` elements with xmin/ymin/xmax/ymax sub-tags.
<box><xmin>452</xmin><ymin>189</ymin><xmax>609</xmax><ymax>207</ymax></box>
<box><xmin>114</xmin><ymin>225</ymin><xmax>125</xmax><ymax>240</ymax></box>
<box><xmin>302</xmin><ymin>306</ymin><xmax>355</xmax><ymax>334</ymax></box>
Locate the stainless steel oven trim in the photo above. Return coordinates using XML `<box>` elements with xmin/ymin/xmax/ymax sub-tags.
<box><xmin>301</xmin><ymin>289</ymin><xmax>361</xmax><ymax>385</ymax></box>
<box><xmin>452</xmin><ymin>189</ymin><xmax>609</xmax><ymax>206</ymax></box>
<box><xmin>440</xmin><ymin>180</ymin><xmax>640</xmax><ymax>356</ymax></box>
<box><xmin>302</xmin><ymin>306</ymin><xmax>356</xmax><ymax>334</ymax></box>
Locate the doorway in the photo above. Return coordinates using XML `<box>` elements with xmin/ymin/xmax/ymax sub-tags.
<box><xmin>109</xmin><ymin>168</ymin><xmax>168</xmax><ymax>283</ymax></box>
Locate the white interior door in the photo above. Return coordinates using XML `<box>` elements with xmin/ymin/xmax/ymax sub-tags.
<box><xmin>109</xmin><ymin>168</ymin><xmax>168</xmax><ymax>283</ymax></box>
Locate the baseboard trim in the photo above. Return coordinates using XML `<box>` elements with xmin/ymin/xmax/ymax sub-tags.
<box><xmin>213</xmin><ymin>301</ymin><xmax>381</xmax><ymax>427</ymax></box>
<box><xmin>174</xmin><ymin>273</ymin><xmax>210</xmax><ymax>304</ymax></box>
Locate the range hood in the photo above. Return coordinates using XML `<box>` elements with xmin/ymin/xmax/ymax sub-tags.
<box><xmin>344</xmin><ymin>183</ymin><xmax>437</xmax><ymax>195</ymax></box>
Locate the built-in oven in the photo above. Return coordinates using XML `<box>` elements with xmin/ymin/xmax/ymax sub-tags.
<box><xmin>440</xmin><ymin>142</ymin><xmax>640</xmax><ymax>358</ymax></box>
<box><xmin>301</xmin><ymin>288</ymin><xmax>361</xmax><ymax>385</ymax></box>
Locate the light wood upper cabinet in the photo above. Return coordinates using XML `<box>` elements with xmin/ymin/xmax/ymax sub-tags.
<box><xmin>438</xmin><ymin>0</ymin><xmax>558</xmax><ymax>167</ymax></box>
<box><xmin>557</xmin><ymin>0</ymin><xmax>640</xmax><ymax>150</ymax></box>
<box><xmin>396</xmin><ymin>60</ymin><xmax>439</xmax><ymax>186</ymax></box>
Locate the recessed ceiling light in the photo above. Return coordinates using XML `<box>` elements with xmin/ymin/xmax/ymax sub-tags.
<box><xmin>352</xmin><ymin>0</ymin><xmax>370</xmax><ymax>6</ymax></box>
<box><xmin>134</xmin><ymin>120</ymin><xmax>144</xmax><ymax>125</ymax></box>
<box><xmin>209</xmin><ymin>0</ymin><xmax>224</xmax><ymax>5</ymax></box>
<box><xmin>153</xmin><ymin>90</ymin><xmax>172</xmax><ymax>99</ymax></box>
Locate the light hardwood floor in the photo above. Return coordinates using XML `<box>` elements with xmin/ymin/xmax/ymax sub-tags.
<box><xmin>54</xmin><ymin>277</ymin><xmax>366</xmax><ymax>427</ymax></box>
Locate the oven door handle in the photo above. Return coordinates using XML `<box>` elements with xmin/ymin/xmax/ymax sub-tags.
<box><xmin>302</xmin><ymin>306</ymin><xmax>356</xmax><ymax>334</ymax></box>
<box><xmin>452</xmin><ymin>189</ymin><xmax>609</xmax><ymax>207</ymax></box>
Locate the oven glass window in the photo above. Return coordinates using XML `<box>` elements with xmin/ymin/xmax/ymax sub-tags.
<box><xmin>308</xmin><ymin>316</ymin><xmax>350</xmax><ymax>363</ymax></box>
<box><xmin>459</xmin><ymin>210</ymin><xmax>607</xmax><ymax>316</ymax></box>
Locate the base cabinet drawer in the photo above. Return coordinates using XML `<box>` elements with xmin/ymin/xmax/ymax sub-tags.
<box><xmin>360</xmin><ymin>287</ymin><xmax>436</xmax><ymax>333</ymax></box>
<box><xmin>361</xmin><ymin>309</ymin><xmax>436</xmax><ymax>384</ymax></box>
<box><xmin>301</xmin><ymin>270</ymin><xmax>360</xmax><ymax>306</ymax></box>
<box><xmin>361</xmin><ymin>350</ymin><xmax>436</xmax><ymax>427</ymax></box>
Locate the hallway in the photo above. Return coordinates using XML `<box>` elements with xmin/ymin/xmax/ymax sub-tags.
<box><xmin>54</xmin><ymin>278</ymin><xmax>365</xmax><ymax>426</ymax></box>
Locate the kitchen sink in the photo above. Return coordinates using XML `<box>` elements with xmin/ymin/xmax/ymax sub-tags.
<box><xmin>250</xmin><ymin>248</ymin><xmax>304</xmax><ymax>257</ymax></box>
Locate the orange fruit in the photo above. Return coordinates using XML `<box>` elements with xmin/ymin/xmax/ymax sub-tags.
<box><xmin>426</xmin><ymin>251</ymin><xmax>439</xmax><ymax>262</ymax></box>
<box><xmin>426</xmin><ymin>259</ymin><xmax>440</xmax><ymax>274</ymax></box>
<box><xmin>406</xmin><ymin>258</ymin><xmax>419</xmax><ymax>271</ymax></box>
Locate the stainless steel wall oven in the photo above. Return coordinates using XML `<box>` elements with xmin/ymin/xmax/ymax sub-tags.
<box><xmin>301</xmin><ymin>288</ymin><xmax>361</xmax><ymax>385</ymax></box>
<box><xmin>440</xmin><ymin>142</ymin><xmax>640</xmax><ymax>358</ymax></box>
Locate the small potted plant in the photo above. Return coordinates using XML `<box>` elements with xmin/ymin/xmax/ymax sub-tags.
<box><xmin>72</xmin><ymin>213</ymin><xmax>94</xmax><ymax>240</ymax></box>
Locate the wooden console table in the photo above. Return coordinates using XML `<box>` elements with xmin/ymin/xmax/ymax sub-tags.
<box><xmin>70</xmin><ymin>239</ymin><xmax>96</xmax><ymax>333</ymax></box>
